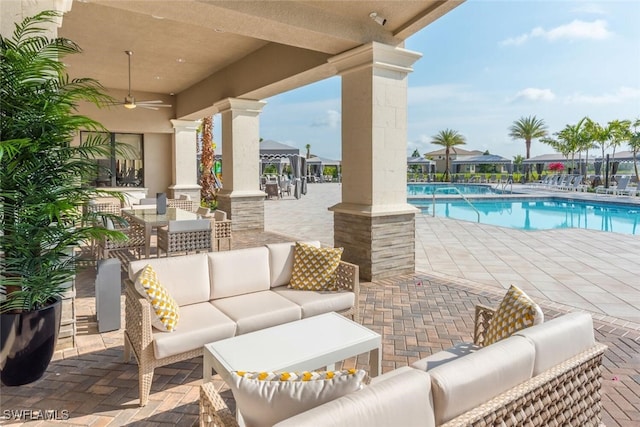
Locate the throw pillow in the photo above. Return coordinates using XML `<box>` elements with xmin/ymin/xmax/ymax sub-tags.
<box><xmin>289</xmin><ymin>242</ymin><xmax>344</xmax><ymax>291</ymax></box>
<box><xmin>229</xmin><ymin>369</ymin><xmax>366</xmax><ymax>427</ymax></box>
<box><xmin>483</xmin><ymin>285</ymin><xmax>543</xmax><ymax>346</ymax></box>
<box><xmin>134</xmin><ymin>264</ymin><xmax>180</xmax><ymax>332</ymax></box>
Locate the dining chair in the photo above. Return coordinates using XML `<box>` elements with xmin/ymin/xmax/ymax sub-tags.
<box><xmin>213</xmin><ymin>210</ymin><xmax>232</xmax><ymax>251</ymax></box>
<box><xmin>157</xmin><ymin>219</ymin><xmax>212</xmax><ymax>257</ymax></box>
<box><xmin>89</xmin><ymin>202</ymin><xmax>145</xmax><ymax>260</ymax></box>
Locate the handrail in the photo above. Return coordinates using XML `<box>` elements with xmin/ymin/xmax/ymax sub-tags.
<box><xmin>432</xmin><ymin>187</ymin><xmax>480</xmax><ymax>223</ymax></box>
<box><xmin>499</xmin><ymin>176</ymin><xmax>513</xmax><ymax>193</ymax></box>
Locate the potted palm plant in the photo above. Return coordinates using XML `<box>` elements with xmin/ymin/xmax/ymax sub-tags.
<box><xmin>0</xmin><ymin>11</ymin><xmax>124</xmax><ymax>385</ymax></box>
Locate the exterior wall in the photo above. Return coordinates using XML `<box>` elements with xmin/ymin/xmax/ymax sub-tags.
<box><xmin>144</xmin><ymin>133</ymin><xmax>173</xmax><ymax>197</ymax></box>
<box><xmin>334</xmin><ymin>212</ymin><xmax>415</xmax><ymax>281</ymax></box>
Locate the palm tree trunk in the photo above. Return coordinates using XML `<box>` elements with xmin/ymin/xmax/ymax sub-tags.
<box><xmin>200</xmin><ymin>116</ymin><xmax>216</xmax><ymax>203</ymax></box>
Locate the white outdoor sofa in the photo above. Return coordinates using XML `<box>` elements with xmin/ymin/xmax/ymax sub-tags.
<box><xmin>124</xmin><ymin>241</ymin><xmax>359</xmax><ymax>406</ymax></box>
<box><xmin>200</xmin><ymin>310</ymin><xmax>606</xmax><ymax>427</ymax></box>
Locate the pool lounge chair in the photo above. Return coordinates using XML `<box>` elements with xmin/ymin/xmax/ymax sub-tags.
<box><xmin>595</xmin><ymin>175</ymin><xmax>630</xmax><ymax>195</ymax></box>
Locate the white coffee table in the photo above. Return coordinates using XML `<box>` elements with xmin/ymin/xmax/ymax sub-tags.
<box><xmin>203</xmin><ymin>312</ymin><xmax>381</xmax><ymax>384</ymax></box>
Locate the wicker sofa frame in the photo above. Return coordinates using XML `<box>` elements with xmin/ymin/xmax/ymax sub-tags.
<box><xmin>198</xmin><ymin>305</ymin><xmax>606</xmax><ymax>427</ymax></box>
<box><xmin>124</xmin><ymin>260</ymin><xmax>359</xmax><ymax>406</ymax></box>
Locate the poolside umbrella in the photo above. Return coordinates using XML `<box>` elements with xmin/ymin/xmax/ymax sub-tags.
<box><xmin>290</xmin><ymin>155</ymin><xmax>302</xmax><ymax>199</ymax></box>
<box><xmin>506</xmin><ymin>163</ymin><xmax>513</xmax><ymax>174</ymax></box>
<box><xmin>535</xmin><ymin>163</ymin><xmax>543</xmax><ymax>176</ymax></box>
<box><xmin>611</xmin><ymin>161</ymin><xmax>619</xmax><ymax>175</ymax></box>
<box><xmin>301</xmin><ymin>156</ymin><xmax>308</xmax><ymax>195</ymax></box>
<box><xmin>594</xmin><ymin>161</ymin><xmax>602</xmax><ymax>176</ymax></box>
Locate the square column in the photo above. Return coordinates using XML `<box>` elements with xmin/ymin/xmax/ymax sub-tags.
<box><xmin>214</xmin><ymin>98</ymin><xmax>267</xmax><ymax>231</ymax></box>
<box><xmin>329</xmin><ymin>42</ymin><xmax>422</xmax><ymax>281</ymax></box>
<box><xmin>168</xmin><ymin>119</ymin><xmax>201</xmax><ymax>201</ymax></box>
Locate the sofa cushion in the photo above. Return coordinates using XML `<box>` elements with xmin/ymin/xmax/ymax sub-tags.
<box><xmin>134</xmin><ymin>265</ymin><xmax>180</xmax><ymax>332</ymax></box>
<box><xmin>212</xmin><ymin>291</ymin><xmax>301</xmax><ymax>335</ymax></box>
<box><xmin>272</xmin><ymin>286</ymin><xmax>355</xmax><ymax>318</ymax></box>
<box><xmin>266</xmin><ymin>241</ymin><xmax>321</xmax><ymax>288</ymax></box>
<box><xmin>515</xmin><ymin>311</ymin><xmax>595</xmax><ymax>375</ymax></box>
<box><xmin>428</xmin><ymin>335</ymin><xmax>535</xmax><ymax>425</ymax></box>
<box><xmin>129</xmin><ymin>254</ymin><xmax>209</xmax><ymax>306</ymax></box>
<box><xmin>230</xmin><ymin>369</ymin><xmax>366</xmax><ymax>427</ymax></box>
<box><xmin>289</xmin><ymin>242</ymin><xmax>343</xmax><ymax>291</ymax></box>
<box><xmin>411</xmin><ymin>342</ymin><xmax>480</xmax><ymax>371</ymax></box>
<box><xmin>275</xmin><ymin>368</ymin><xmax>436</xmax><ymax>427</ymax></box>
<box><xmin>484</xmin><ymin>285</ymin><xmax>544</xmax><ymax>346</ymax></box>
<box><xmin>208</xmin><ymin>247</ymin><xmax>270</xmax><ymax>300</ymax></box>
<box><xmin>153</xmin><ymin>302</ymin><xmax>236</xmax><ymax>359</ymax></box>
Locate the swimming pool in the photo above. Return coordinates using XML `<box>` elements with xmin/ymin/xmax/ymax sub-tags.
<box><xmin>410</xmin><ymin>198</ymin><xmax>640</xmax><ymax>235</ymax></box>
<box><xmin>407</xmin><ymin>183</ymin><xmax>504</xmax><ymax>196</ymax></box>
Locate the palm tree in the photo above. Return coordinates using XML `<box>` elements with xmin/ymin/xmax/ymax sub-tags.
<box><xmin>305</xmin><ymin>144</ymin><xmax>311</xmax><ymax>159</ymax></box>
<box><xmin>508</xmin><ymin>116</ymin><xmax>548</xmax><ymax>180</ymax></box>
<box><xmin>513</xmin><ymin>155</ymin><xmax>524</xmax><ymax>174</ymax></box>
<box><xmin>199</xmin><ymin>116</ymin><xmax>216</xmax><ymax>205</ymax></box>
<box><xmin>430</xmin><ymin>129</ymin><xmax>466</xmax><ymax>181</ymax></box>
<box><xmin>509</xmin><ymin>115</ymin><xmax>548</xmax><ymax>159</ymax></box>
<box><xmin>607</xmin><ymin>119</ymin><xmax>632</xmax><ymax>161</ymax></box>
<box><xmin>584</xmin><ymin>118</ymin><xmax>610</xmax><ymax>167</ymax></box>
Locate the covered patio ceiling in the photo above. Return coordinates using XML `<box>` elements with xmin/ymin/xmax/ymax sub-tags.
<box><xmin>58</xmin><ymin>0</ymin><xmax>464</xmax><ymax>120</ymax></box>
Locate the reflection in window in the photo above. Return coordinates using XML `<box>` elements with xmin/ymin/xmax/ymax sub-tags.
<box><xmin>82</xmin><ymin>132</ymin><xmax>144</xmax><ymax>187</ymax></box>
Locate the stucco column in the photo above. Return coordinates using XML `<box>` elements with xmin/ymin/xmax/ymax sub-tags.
<box><xmin>168</xmin><ymin>119</ymin><xmax>201</xmax><ymax>201</ymax></box>
<box><xmin>329</xmin><ymin>42</ymin><xmax>422</xmax><ymax>281</ymax></box>
<box><xmin>214</xmin><ymin>98</ymin><xmax>267</xmax><ymax>231</ymax></box>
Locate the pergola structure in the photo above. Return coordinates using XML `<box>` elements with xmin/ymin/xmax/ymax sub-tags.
<box><xmin>2</xmin><ymin>0</ymin><xmax>465</xmax><ymax>280</ymax></box>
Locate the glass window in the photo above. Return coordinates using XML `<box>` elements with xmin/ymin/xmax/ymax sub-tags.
<box><xmin>82</xmin><ymin>132</ymin><xmax>144</xmax><ymax>187</ymax></box>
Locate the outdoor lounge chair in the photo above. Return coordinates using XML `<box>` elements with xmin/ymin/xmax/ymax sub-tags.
<box><xmin>595</xmin><ymin>175</ymin><xmax>630</xmax><ymax>195</ymax></box>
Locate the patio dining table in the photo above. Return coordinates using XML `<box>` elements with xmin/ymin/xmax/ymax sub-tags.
<box><xmin>121</xmin><ymin>207</ymin><xmax>200</xmax><ymax>258</ymax></box>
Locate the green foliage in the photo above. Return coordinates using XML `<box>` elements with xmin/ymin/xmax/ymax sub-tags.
<box><xmin>1</xmin><ymin>11</ymin><xmax>120</xmax><ymax>312</ymax></box>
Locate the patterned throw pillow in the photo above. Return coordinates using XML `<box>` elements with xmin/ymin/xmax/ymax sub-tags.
<box><xmin>229</xmin><ymin>369</ymin><xmax>366</xmax><ymax>427</ymax></box>
<box><xmin>483</xmin><ymin>285</ymin><xmax>544</xmax><ymax>346</ymax></box>
<box><xmin>289</xmin><ymin>242</ymin><xmax>344</xmax><ymax>291</ymax></box>
<box><xmin>134</xmin><ymin>264</ymin><xmax>180</xmax><ymax>332</ymax></box>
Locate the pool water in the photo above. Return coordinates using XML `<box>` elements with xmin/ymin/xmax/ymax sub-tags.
<box><xmin>407</xmin><ymin>183</ymin><xmax>503</xmax><ymax>196</ymax></box>
<box><xmin>410</xmin><ymin>198</ymin><xmax>640</xmax><ymax>235</ymax></box>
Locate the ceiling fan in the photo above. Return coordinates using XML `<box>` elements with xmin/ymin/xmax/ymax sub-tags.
<box><xmin>114</xmin><ymin>51</ymin><xmax>172</xmax><ymax>110</ymax></box>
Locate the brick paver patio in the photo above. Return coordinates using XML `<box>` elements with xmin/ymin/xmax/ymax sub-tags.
<box><xmin>1</xmin><ymin>229</ymin><xmax>639</xmax><ymax>426</ymax></box>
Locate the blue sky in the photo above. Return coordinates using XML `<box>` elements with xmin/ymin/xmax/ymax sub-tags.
<box><xmin>214</xmin><ymin>0</ymin><xmax>640</xmax><ymax>161</ymax></box>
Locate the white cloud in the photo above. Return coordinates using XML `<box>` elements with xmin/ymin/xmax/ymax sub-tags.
<box><xmin>500</xmin><ymin>19</ymin><xmax>613</xmax><ymax>46</ymax></box>
<box><xmin>512</xmin><ymin>88</ymin><xmax>556</xmax><ymax>102</ymax></box>
<box><xmin>310</xmin><ymin>109</ymin><xmax>341</xmax><ymax>128</ymax></box>
<box><xmin>565</xmin><ymin>86</ymin><xmax>640</xmax><ymax>104</ymax></box>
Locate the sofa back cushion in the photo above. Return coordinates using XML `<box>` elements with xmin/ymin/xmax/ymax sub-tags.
<box><xmin>428</xmin><ymin>335</ymin><xmax>535</xmax><ymax>425</ymax></box>
<box><xmin>208</xmin><ymin>247</ymin><xmax>270</xmax><ymax>299</ymax></box>
<box><xmin>515</xmin><ymin>311</ymin><xmax>595</xmax><ymax>376</ymax></box>
<box><xmin>274</xmin><ymin>368</ymin><xmax>435</xmax><ymax>427</ymax></box>
<box><xmin>129</xmin><ymin>254</ymin><xmax>209</xmax><ymax>307</ymax></box>
<box><xmin>266</xmin><ymin>241</ymin><xmax>321</xmax><ymax>288</ymax></box>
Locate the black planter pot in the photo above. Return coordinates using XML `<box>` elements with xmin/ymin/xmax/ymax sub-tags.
<box><xmin>0</xmin><ymin>298</ymin><xmax>62</xmax><ymax>386</ymax></box>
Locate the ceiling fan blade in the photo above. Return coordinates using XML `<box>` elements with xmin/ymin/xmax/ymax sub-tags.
<box><xmin>138</xmin><ymin>103</ymin><xmax>172</xmax><ymax>108</ymax></box>
<box><xmin>136</xmin><ymin>100</ymin><xmax>164</xmax><ymax>104</ymax></box>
